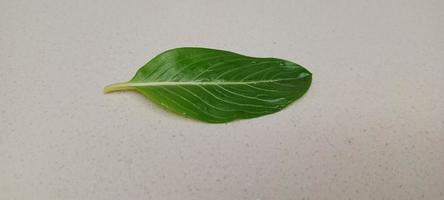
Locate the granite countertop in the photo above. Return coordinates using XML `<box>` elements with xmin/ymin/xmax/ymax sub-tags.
<box><xmin>1</xmin><ymin>0</ymin><xmax>443</xmax><ymax>199</ymax></box>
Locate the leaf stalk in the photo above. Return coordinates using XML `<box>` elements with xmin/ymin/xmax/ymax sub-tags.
<box><xmin>104</xmin><ymin>82</ymin><xmax>136</xmax><ymax>93</ymax></box>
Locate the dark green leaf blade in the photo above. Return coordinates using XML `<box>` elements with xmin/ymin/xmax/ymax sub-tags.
<box><xmin>104</xmin><ymin>47</ymin><xmax>312</xmax><ymax>123</ymax></box>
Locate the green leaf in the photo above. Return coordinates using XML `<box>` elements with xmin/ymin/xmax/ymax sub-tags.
<box><xmin>104</xmin><ymin>47</ymin><xmax>312</xmax><ymax>123</ymax></box>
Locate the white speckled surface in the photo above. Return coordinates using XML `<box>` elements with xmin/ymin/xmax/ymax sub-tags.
<box><xmin>1</xmin><ymin>0</ymin><xmax>443</xmax><ymax>199</ymax></box>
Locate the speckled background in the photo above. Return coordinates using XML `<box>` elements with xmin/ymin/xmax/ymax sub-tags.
<box><xmin>1</xmin><ymin>0</ymin><xmax>443</xmax><ymax>199</ymax></box>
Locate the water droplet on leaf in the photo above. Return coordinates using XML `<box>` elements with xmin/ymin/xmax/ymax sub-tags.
<box><xmin>199</xmin><ymin>104</ymin><xmax>208</xmax><ymax>111</ymax></box>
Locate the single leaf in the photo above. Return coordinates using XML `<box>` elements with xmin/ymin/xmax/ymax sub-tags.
<box><xmin>104</xmin><ymin>47</ymin><xmax>312</xmax><ymax>123</ymax></box>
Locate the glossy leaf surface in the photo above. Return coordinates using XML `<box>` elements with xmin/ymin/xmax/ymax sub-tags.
<box><xmin>104</xmin><ymin>47</ymin><xmax>312</xmax><ymax>123</ymax></box>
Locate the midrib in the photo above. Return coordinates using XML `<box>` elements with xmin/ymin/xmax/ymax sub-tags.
<box><xmin>127</xmin><ymin>78</ymin><xmax>297</xmax><ymax>86</ymax></box>
<box><xmin>104</xmin><ymin>78</ymin><xmax>298</xmax><ymax>93</ymax></box>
